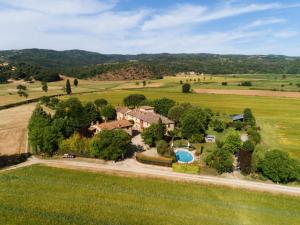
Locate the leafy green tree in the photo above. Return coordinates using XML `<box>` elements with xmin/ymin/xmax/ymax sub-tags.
<box><xmin>66</xmin><ymin>79</ymin><xmax>72</xmax><ymax>95</ymax></box>
<box><xmin>142</xmin><ymin>80</ymin><xmax>146</xmax><ymax>86</ymax></box>
<box><xmin>168</xmin><ymin>105</ymin><xmax>185</xmax><ymax>124</ymax></box>
<box><xmin>142</xmin><ymin>123</ymin><xmax>164</xmax><ymax>146</ymax></box>
<box><xmin>153</xmin><ymin>98</ymin><xmax>175</xmax><ymax>116</ymax></box>
<box><xmin>243</xmin><ymin>108</ymin><xmax>256</xmax><ymax>126</ymax></box>
<box><xmin>59</xmin><ymin>133</ymin><xmax>90</xmax><ymax>157</ymax></box>
<box><xmin>84</xmin><ymin>102</ymin><xmax>101</xmax><ymax>125</ymax></box>
<box><xmin>182</xmin><ymin>83</ymin><xmax>191</xmax><ymax>93</ymax></box>
<box><xmin>16</xmin><ymin>84</ymin><xmax>28</xmax><ymax>98</ymax></box>
<box><xmin>90</xmin><ymin>130</ymin><xmax>131</xmax><ymax>160</ymax></box>
<box><xmin>28</xmin><ymin>105</ymin><xmax>51</xmax><ymax>153</ymax></box>
<box><xmin>208</xmin><ymin>148</ymin><xmax>234</xmax><ymax>174</ymax></box>
<box><xmin>74</xmin><ymin>79</ymin><xmax>78</xmax><ymax>87</ymax></box>
<box><xmin>247</xmin><ymin>128</ymin><xmax>261</xmax><ymax>144</ymax></box>
<box><xmin>101</xmin><ymin>105</ymin><xmax>116</xmax><ymax>121</ymax></box>
<box><xmin>223</xmin><ymin>131</ymin><xmax>242</xmax><ymax>154</ymax></box>
<box><xmin>260</xmin><ymin>149</ymin><xmax>300</xmax><ymax>183</ymax></box>
<box><xmin>94</xmin><ymin>98</ymin><xmax>108</xmax><ymax>109</ymax></box>
<box><xmin>123</xmin><ymin>94</ymin><xmax>146</xmax><ymax>108</ymax></box>
<box><xmin>157</xmin><ymin>118</ymin><xmax>165</xmax><ymax>140</ymax></box>
<box><xmin>42</xmin><ymin>81</ymin><xmax>48</xmax><ymax>92</ymax></box>
<box><xmin>42</xmin><ymin>125</ymin><xmax>63</xmax><ymax>156</ymax></box>
<box><xmin>211</xmin><ymin>119</ymin><xmax>225</xmax><ymax>132</ymax></box>
<box><xmin>180</xmin><ymin>107</ymin><xmax>210</xmax><ymax>139</ymax></box>
<box><xmin>54</xmin><ymin>98</ymin><xmax>86</xmax><ymax>133</ymax></box>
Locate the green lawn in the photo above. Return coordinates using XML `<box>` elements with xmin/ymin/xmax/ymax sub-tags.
<box><xmin>0</xmin><ymin>165</ymin><xmax>299</xmax><ymax>225</ymax></box>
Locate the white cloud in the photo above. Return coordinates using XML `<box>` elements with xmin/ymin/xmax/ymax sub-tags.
<box><xmin>142</xmin><ymin>2</ymin><xmax>296</xmax><ymax>31</ymax></box>
<box><xmin>246</xmin><ymin>18</ymin><xmax>286</xmax><ymax>29</ymax></box>
<box><xmin>274</xmin><ymin>31</ymin><xmax>299</xmax><ymax>38</ymax></box>
<box><xmin>0</xmin><ymin>0</ymin><xmax>117</xmax><ymax>15</ymax></box>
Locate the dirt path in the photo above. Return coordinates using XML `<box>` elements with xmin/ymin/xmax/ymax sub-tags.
<box><xmin>2</xmin><ymin>156</ymin><xmax>300</xmax><ymax>196</ymax></box>
<box><xmin>0</xmin><ymin>103</ymin><xmax>36</xmax><ymax>155</ymax></box>
<box><xmin>195</xmin><ymin>89</ymin><xmax>300</xmax><ymax>98</ymax></box>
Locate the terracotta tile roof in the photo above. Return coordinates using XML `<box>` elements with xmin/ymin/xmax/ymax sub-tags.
<box><xmin>116</xmin><ymin>107</ymin><xmax>130</xmax><ymax>114</ymax></box>
<box><xmin>139</xmin><ymin>106</ymin><xmax>154</xmax><ymax>110</ymax></box>
<box><xmin>127</xmin><ymin>109</ymin><xmax>174</xmax><ymax>124</ymax></box>
<box><xmin>92</xmin><ymin>119</ymin><xmax>133</xmax><ymax>131</ymax></box>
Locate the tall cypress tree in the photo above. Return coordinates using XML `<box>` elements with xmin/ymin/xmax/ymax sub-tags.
<box><xmin>156</xmin><ymin>118</ymin><xmax>165</xmax><ymax>140</ymax></box>
<box><xmin>66</xmin><ymin>79</ymin><xmax>72</xmax><ymax>95</ymax></box>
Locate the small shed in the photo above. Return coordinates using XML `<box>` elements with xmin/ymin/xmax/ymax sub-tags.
<box><xmin>205</xmin><ymin>135</ymin><xmax>216</xmax><ymax>143</ymax></box>
<box><xmin>231</xmin><ymin>114</ymin><xmax>244</xmax><ymax>122</ymax></box>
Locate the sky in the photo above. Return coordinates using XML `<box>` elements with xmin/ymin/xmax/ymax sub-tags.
<box><xmin>0</xmin><ymin>0</ymin><xmax>300</xmax><ymax>55</ymax></box>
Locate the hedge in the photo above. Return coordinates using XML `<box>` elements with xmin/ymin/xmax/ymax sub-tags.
<box><xmin>0</xmin><ymin>153</ymin><xmax>30</xmax><ymax>168</ymax></box>
<box><xmin>0</xmin><ymin>90</ymin><xmax>108</xmax><ymax>111</ymax></box>
<box><xmin>136</xmin><ymin>152</ymin><xmax>173</xmax><ymax>167</ymax></box>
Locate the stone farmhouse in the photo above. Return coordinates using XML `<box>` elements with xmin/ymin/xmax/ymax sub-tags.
<box><xmin>116</xmin><ymin>106</ymin><xmax>175</xmax><ymax>132</ymax></box>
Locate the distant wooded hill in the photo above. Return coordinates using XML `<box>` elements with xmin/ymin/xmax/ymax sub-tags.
<box><xmin>1</xmin><ymin>49</ymin><xmax>300</xmax><ymax>82</ymax></box>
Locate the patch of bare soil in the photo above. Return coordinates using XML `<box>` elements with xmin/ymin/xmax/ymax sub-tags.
<box><xmin>0</xmin><ymin>104</ymin><xmax>36</xmax><ymax>155</ymax></box>
<box><xmin>195</xmin><ymin>89</ymin><xmax>300</xmax><ymax>98</ymax></box>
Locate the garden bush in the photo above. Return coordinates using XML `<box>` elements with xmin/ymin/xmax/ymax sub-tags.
<box><xmin>260</xmin><ymin>149</ymin><xmax>300</xmax><ymax>183</ymax></box>
<box><xmin>136</xmin><ymin>153</ymin><xmax>173</xmax><ymax>167</ymax></box>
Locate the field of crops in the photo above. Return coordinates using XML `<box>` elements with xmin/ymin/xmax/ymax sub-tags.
<box><xmin>0</xmin><ymin>165</ymin><xmax>299</xmax><ymax>225</ymax></box>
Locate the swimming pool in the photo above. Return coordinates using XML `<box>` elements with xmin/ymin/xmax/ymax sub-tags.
<box><xmin>175</xmin><ymin>149</ymin><xmax>194</xmax><ymax>163</ymax></box>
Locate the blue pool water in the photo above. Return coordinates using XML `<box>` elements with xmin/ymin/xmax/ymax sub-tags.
<box><xmin>175</xmin><ymin>149</ymin><xmax>194</xmax><ymax>163</ymax></box>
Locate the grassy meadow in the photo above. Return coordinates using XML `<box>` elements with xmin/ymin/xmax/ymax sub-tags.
<box><xmin>1</xmin><ymin>165</ymin><xmax>299</xmax><ymax>225</ymax></box>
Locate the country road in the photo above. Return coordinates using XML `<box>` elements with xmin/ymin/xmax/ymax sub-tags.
<box><xmin>2</xmin><ymin>156</ymin><xmax>300</xmax><ymax>197</ymax></box>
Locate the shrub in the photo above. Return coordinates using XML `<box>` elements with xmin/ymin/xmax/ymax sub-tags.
<box><xmin>182</xmin><ymin>83</ymin><xmax>191</xmax><ymax>93</ymax></box>
<box><xmin>240</xmin><ymin>81</ymin><xmax>252</xmax><ymax>86</ymax></box>
<box><xmin>260</xmin><ymin>149</ymin><xmax>300</xmax><ymax>183</ymax></box>
<box><xmin>173</xmin><ymin>139</ymin><xmax>188</xmax><ymax>148</ymax></box>
<box><xmin>247</xmin><ymin>128</ymin><xmax>261</xmax><ymax>144</ymax></box>
<box><xmin>234</xmin><ymin>121</ymin><xmax>243</xmax><ymax>131</ymax></box>
<box><xmin>157</xmin><ymin>140</ymin><xmax>173</xmax><ymax>157</ymax></box>
<box><xmin>136</xmin><ymin>153</ymin><xmax>173</xmax><ymax>167</ymax></box>
<box><xmin>189</xmin><ymin>134</ymin><xmax>204</xmax><ymax>143</ymax></box>
<box><xmin>221</xmin><ymin>82</ymin><xmax>227</xmax><ymax>86</ymax></box>
<box><xmin>242</xmin><ymin>140</ymin><xmax>255</xmax><ymax>152</ymax></box>
<box><xmin>209</xmin><ymin>148</ymin><xmax>234</xmax><ymax>174</ymax></box>
<box><xmin>243</xmin><ymin>108</ymin><xmax>256</xmax><ymax>126</ymax></box>
<box><xmin>58</xmin><ymin>133</ymin><xmax>91</xmax><ymax>157</ymax></box>
<box><xmin>211</xmin><ymin>119</ymin><xmax>225</xmax><ymax>132</ymax></box>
